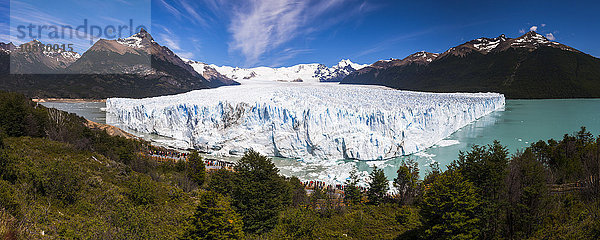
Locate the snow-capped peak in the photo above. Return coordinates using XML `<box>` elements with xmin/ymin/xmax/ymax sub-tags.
<box><xmin>507</xmin><ymin>31</ymin><xmax>578</xmax><ymax>52</ymax></box>
<box><xmin>471</xmin><ymin>35</ymin><xmax>508</xmax><ymax>53</ymax></box>
<box><xmin>183</xmin><ymin>59</ymin><xmax>209</xmax><ymax>75</ymax></box>
<box><xmin>187</xmin><ymin>59</ymin><xmax>367</xmax><ymax>83</ymax></box>
<box><xmin>117</xmin><ymin>28</ymin><xmax>155</xmax><ymax>48</ymax></box>
<box><xmin>398</xmin><ymin>51</ymin><xmax>440</xmax><ymax>65</ymax></box>
<box><xmin>512</xmin><ymin>31</ymin><xmax>550</xmax><ymax>45</ymax></box>
<box><xmin>335</xmin><ymin>59</ymin><xmax>368</xmax><ymax>70</ymax></box>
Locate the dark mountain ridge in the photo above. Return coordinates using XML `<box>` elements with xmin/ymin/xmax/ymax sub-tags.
<box><xmin>341</xmin><ymin>31</ymin><xmax>600</xmax><ymax>98</ymax></box>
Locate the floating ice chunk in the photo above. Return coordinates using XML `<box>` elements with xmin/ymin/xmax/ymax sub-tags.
<box><xmin>435</xmin><ymin>139</ymin><xmax>460</xmax><ymax>147</ymax></box>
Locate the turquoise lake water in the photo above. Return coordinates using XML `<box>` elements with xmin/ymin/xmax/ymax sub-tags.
<box><xmin>42</xmin><ymin>99</ymin><xmax>600</xmax><ymax>182</ymax></box>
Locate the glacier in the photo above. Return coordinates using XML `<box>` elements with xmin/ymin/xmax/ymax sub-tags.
<box><xmin>106</xmin><ymin>82</ymin><xmax>504</xmax><ymax>161</ymax></box>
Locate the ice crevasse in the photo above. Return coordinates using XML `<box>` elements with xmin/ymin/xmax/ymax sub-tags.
<box><xmin>106</xmin><ymin>83</ymin><xmax>505</xmax><ymax>161</ymax></box>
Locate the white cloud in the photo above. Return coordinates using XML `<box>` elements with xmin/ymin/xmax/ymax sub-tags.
<box><xmin>228</xmin><ymin>0</ymin><xmax>364</xmax><ymax>66</ymax></box>
<box><xmin>519</xmin><ymin>29</ymin><xmax>526</xmax><ymax>34</ymax></box>
<box><xmin>229</xmin><ymin>0</ymin><xmax>306</xmax><ymax>65</ymax></box>
<box><xmin>530</xmin><ymin>25</ymin><xmax>538</xmax><ymax>32</ymax></box>
<box><xmin>545</xmin><ymin>33</ymin><xmax>556</xmax><ymax>40</ymax></box>
<box><xmin>541</xmin><ymin>23</ymin><xmax>546</xmax><ymax>27</ymax></box>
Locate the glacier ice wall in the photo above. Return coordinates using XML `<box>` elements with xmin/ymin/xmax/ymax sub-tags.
<box><xmin>106</xmin><ymin>83</ymin><xmax>505</xmax><ymax>161</ymax></box>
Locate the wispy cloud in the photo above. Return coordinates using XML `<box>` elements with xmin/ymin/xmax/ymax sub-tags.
<box><xmin>228</xmin><ymin>0</ymin><xmax>369</xmax><ymax>66</ymax></box>
<box><xmin>545</xmin><ymin>33</ymin><xmax>555</xmax><ymax>40</ymax></box>
<box><xmin>159</xmin><ymin>33</ymin><xmax>181</xmax><ymax>50</ymax></box>
<box><xmin>178</xmin><ymin>0</ymin><xmax>210</xmax><ymax>28</ymax></box>
<box><xmin>158</xmin><ymin>0</ymin><xmax>216</xmax><ymax>28</ymax></box>
<box><xmin>176</xmin><ymin>51</ymin><xmax>194</xmax><ymax>59</ymax></box>
<box><xmin>156</xmin><ymin>25</ymin><xmax>194</xmax><ymax>58</ymax></box>
<box><xmin>8</xmin><ymin>0</ymin><xmax>91</xmax><ymax>49</ymax></box>
<box><xmin>158</xmin><ymin>0</ymin><xmax>182</xmax><ymax>19</ymax></box>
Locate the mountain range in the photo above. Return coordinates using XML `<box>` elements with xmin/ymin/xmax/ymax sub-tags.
<box><xmin>1</xmin><ymin>30</ymin><xmax>599</xmax><ymax>98</ymax></box>
<box><xmin>341</xmin><ymin>31</ymin><xmax>600</xmax><ymax>98</ymax></box>
<box><xmin>187</xmin><ymin>59</ymin><xmax>368</xmax><ymax>83</ymax></box>
<box><xmin>0</xmin><ymin>29</ymin><xmax>236</xmax><ymax>99</ymax></box>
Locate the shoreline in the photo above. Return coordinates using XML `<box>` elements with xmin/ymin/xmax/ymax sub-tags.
<box><xmin>32</xmin><ymin>98</ymin><xmax>106</xmax><ymax>103</ymax></box>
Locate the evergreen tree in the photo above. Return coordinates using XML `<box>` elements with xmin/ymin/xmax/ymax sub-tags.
<box><xmin>344</xmin><ymin>169</ymin><xmax>363</xmax><ymax>205</ymax></box>
<box><xmin>181</xmin><ymin>191</ymin><xmax>244</xmax><ymax>240</ymax></box>
<box><xmin>420</xmin><ymin>170</ymin><xmax>481</xmax><ymax>240</ymax></box>
<box><xmin>231</xmin><ymin>150</ymin><xmax>291</xmax><ymax>234</ymax></box>
<box><xmin>208</xmin><ymin>169</ymin><xmax>237</xmax><ymax>197</ymax></box>
<box><xmin>393</xmin><ymin>158</ymin><xmax>419</xmax><ymax>205</ymax></box>
<box><xmin>187</xmin><ymin>151</ymin><xmax>206</xmax><ymax>186</ymax></box>
<box><xmin>423</xmin><ymin>161</ymin><xmax>441</xmax><ymax>186</ymax></box>
<box><xmin>451</xmin><ymin>141</ymin><xmax>509</xmax><ymax>239</ymax></box>
<box><xmin>366</xmin><ymin>167</ymin><xmax>389</xmax><ymax>205</ymax></box>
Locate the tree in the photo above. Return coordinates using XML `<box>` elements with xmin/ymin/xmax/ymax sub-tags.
<box><xmin>287</xmin><ymin>177</ymin><xmax>308</xmax><ymax>207</ymax></box>
<box><xmin>505</xmin><ymin>149</ymin><xmax>549</xmax><ymax>239</ymax></box>
<box><xmin>451</xmin><ymin>141</ymin><xmax>509</xmax><ymax>239</ymax></box>
<box><xmin>366</xmin><ymin>167</ymin><xmax>389</xmax><ymax>205</ymax></box>
<box><xmin>420</xmin><ymin>170</ymin><xmax>481</xmax><ymax>240</ymax></box>
<box><xmin>344</xmin><ymin>169</ymin><xmax>363</xmax><ymax>205</ymax></box>
<box><xmin>207</xmin><ymin>169</ymin><xmax>237</xmax><ymax>197</ymax></box>
<box><xmin>393</xmin><ymin>158</ymin><xmax>419</xmax><ymax>205</ymax></box>
<box><xmin>181</xmin><ymin>191</ymin><xmax>244</xmax><ymax>240</ymax></box>
<box><xmin>423</xmin><ymin>161</ymin><xmax>441</xmax><ymax>186</ymax></box>
<box><xmin>187</xmin><ymin>151</ymin><xmax>206</xmax><ymax>187</ymax></box>
<box><xmin>231</xmin><ymin>150</ymin><xmax>291</xmax><ymax>234</ymax></box>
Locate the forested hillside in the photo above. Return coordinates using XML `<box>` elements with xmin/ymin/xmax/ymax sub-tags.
<box><xmin>1</xmin><ymin>91</ymin><xmax>599</xmax><ymax>239</ymax></box>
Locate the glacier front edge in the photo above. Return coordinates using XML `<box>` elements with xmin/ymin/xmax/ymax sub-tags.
<box><xmin>106</xmin><ymin>83</ymin><xmax>505</xmax><ymax>161</ymax></box>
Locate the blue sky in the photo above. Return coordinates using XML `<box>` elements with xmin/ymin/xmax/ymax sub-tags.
<box><xmin>2</xmin><ymin>0</ymin><xmax>600</xmax><ymax>67</ymax></box>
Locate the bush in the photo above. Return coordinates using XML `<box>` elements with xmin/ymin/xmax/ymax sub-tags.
<box><xmin>0</xmin><ymin>180</ymin><xmax>20</xmax><ymax>216</ymax></box>
<box><xmin>34</xmin><ymin>160</ymin><xmax>82</xmax><ymax>204</ymax></box>
<box><xmin>128</xmin><ymin>175</ymin><xmax>157</xmax><ymax>205</ymax></box>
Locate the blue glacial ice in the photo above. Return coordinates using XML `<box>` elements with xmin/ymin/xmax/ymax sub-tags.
<box><xmin>106</xmin><ymin>82</ymin><xmax>505</xmax><ymax>161</ymax></box>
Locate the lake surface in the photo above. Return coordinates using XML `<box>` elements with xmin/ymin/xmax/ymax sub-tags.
<box><xmin>42</xmin><ymin>99</ymin><xmax>600</xmax><ymax>183</ymax></box>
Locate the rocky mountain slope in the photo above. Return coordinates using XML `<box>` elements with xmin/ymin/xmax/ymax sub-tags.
<box><xmin>0</xmin><ymin>29</ymin><xmax>237</xmax><ymax>98</ymax></box>
<box><xmin>8</xmin><ymin>40</ymin><xmax>80</xmax><ymax>74</ymax></box>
